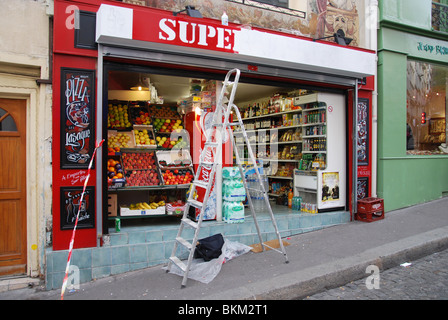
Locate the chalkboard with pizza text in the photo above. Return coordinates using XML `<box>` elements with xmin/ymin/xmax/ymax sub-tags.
<box><xmin>60</xmin><ymin>68</ymin><xmax>95</xmax><ymax>169</ymax></box>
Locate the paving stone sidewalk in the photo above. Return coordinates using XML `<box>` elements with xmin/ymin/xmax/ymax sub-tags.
<box><xmin>305</xmin><ymin>248</ymin><xmax>448</xmax><ymax>300</ymax></box>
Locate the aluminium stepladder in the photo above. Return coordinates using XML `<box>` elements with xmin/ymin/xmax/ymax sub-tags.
<box><xmin>166</xmin><ymin>68</ymin><xmax>289</xmax><ymax>288</ymax></box>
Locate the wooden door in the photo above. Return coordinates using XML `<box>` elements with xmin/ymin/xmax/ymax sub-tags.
<box><xmin>0</xmin><ymin>99</ymin><xmax>27</xmax><ymax>276</ymax></box>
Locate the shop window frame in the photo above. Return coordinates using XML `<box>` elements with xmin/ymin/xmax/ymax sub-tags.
<box><xmin>225</xmin><ymin>0</ymin><xmax>305</xmax><ymax>19</ymax></box>
<box><xmin>74</xmin><ymin>10</ymin><xmax>98</xmax><ymax>50</ymax></box>
<box><xmin>406</xmin><ymin>59</ymin><xmax>447</xmax><ymax>156</ymax></box>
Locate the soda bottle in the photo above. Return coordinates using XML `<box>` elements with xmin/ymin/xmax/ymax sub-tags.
<box><xmin>288</xmin><ymin>189</ymin><xmax>293</xmax><ymax>209</ymax></box>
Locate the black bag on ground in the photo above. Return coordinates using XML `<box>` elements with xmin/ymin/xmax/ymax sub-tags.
<box><xmin>194</xmin><ymin>233</ymin><xmax>224</xmax><ymax>261</ymax></box>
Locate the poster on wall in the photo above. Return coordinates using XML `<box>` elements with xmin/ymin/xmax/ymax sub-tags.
<box><xmin>357</xmin><ymin>177</ymin><xmax>369</xmax><ymax>200</ymax></box>
<box><xmin>60</xmin><ymin>187</ymin><xmax>95</xmax><ymax>230</ymax></box>
<box><xmin>60</xmin><ymin>68</ymin><xmax>95</xmax><ymax>169</ymax></box>
<box><xmin>322</xmin><ymin>172</ymin><xmax>340</xmax><ymax>202</ymax></box>
<box><xmin>357</xmin><ymin>98</ymin><xmax>370</xmax><ymax>166</ymax></box>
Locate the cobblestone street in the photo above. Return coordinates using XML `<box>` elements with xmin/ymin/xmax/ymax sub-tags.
<box><xmin>305</xmin><ymin>248</ymin><xmax>448</xmax><ymax>300</ymax></box>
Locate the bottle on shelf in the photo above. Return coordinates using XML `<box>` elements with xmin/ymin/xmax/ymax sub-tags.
<box><xmin>288</xmin><ymin>189</ymin><xmax>293</xmax><ymax>209</ymax></box>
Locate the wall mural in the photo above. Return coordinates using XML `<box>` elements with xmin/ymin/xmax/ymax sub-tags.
<box><xmin>129</xmin><ymin>0</ymin><xmax>360</xmax><ymax>47</ymax></box>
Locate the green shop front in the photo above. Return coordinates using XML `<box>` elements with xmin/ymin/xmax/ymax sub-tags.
<box><xmin>377</xmin><ymin>0</ymin><xmax>448</xmax><ymax>211</ymax></box>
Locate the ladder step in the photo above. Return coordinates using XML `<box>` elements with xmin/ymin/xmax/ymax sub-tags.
<box><xmin>247</xmin><ymin>187</ymin><xmax>267</xmax><ymax>193</ymax></box>
<box><xmin>181</xmin><ymin>218</ymin><xmax>198</xmax><ymax>229</ymax></box>
<box><xmin>204</xmin><ymin>142</ymin><xmax>219</xmax><ymax>147</ymax></box>
<box><xmin>169</xmin><ymin>256</ymin><xmax>187</xmax><ymax>272</ymax></box>
<box><xmin>188</xmin><ymin>199</ymin><xmax>203</xmax><ymax>210</ymax></box>
<box><xmin>176</xmin><ymin>237</ymin><xmax>192</xmax><ymax>250</ymax></box>
<box><xmin>193</xmin><ymin>180</ymin><xmax>208</xmax><ymax>189</ymax></box>
<box><xmin>199</xmin><ymin>161</ymin><xmax>214</xmax><ymax>167</ymax></box>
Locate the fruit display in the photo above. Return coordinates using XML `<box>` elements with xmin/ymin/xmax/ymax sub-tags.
<box><xmin>107</xmin><ymin>158</ymin><xmax>124</xmax><ymax>180</ymax></box>
<box><xmin>148</xmin><ymin>105</ymin><xmax>180</xmax><ymax>119</ymax></box>
<box><xmin>108</xmin><ymin>103</ymin><xmax>132</xmax><ymax>129</ymax></box>
<box><xmin>129</xmin><ymin>200</ymin><xmax>165</xmax><ymax>210</ymax></box>
<box><xmin>121</xmin><ymin>151</ymin><xmax>157</xmax><ymax>170</ymax></box>
<box><xmin>108</xmin><ymin>131</ymin><xmax>133</xmax><ymax>153</ymax></box>
<box><xmin>107</xmin><ymin>157</ymin><xmax>126</xmax><ymax>188</ymax></box>
<box><xmin>121</xmin><ymin>200</ymin><xmax>166</xmax><ymax>216</ymax></box>
<box><xmin>172</xmin><ymin>137</ymin><xmax>189</xmax><ymax>149</ymax></box>
<box><xmin>153</xmin><ymin>118</ymin><xmax>183</xmax><ymax>133</ymax></box>
<box><xmin>161</xmin><ymin>168</ymin><xmax>193</xmax><ymax>185</ymax></box>
<box><xmin>125</xmin><ymin>169</ymin><xmax>160</xmax><ymax>186</ymax></box>
<box><xmin>129</xmin><ymin>106</ymin><xmax>151</xmax><ymax>125</ymax></box>
<box><xmin>155</xmin><ymin>135</ymin><xmax>186</xmax><ymax>149</ymax></box>
<box><xmin>133</xmin><ymin>127</ymin><xmax>156</xmax><ymax>148</ymax></box>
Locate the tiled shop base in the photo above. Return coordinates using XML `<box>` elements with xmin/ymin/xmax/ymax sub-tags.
<box><xmin>45</xmin><ymin>208</ymin><xmax>350</xmax><ymax>290</ymax></box>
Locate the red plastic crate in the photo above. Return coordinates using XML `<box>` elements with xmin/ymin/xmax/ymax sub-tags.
<box><xmin>355</xmin><ymin>210</ymin><xmax>384</xmax><ymax>222</ymax></box>
<box><xmin>358</xmin><ymin>197</ymin><xmax>384</xmax><ymax>213</ymax></box>
<box><xmin>356</xmin><ymin>197</ymin><xmax>384</xmax><ymax>222</ymax></box>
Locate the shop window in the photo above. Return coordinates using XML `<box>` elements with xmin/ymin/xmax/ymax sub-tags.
<box><xmin>74</xmin><ymin>10</ymin><xmax>97</xmax><ymax>50</ymax></box>
<box><xmin>226</xmin><ymin>0</ymin><xmax>298</xmax><ymax>14</ymax></box>
<box><xmin>406</xmin><ymin>60</ymin><xmax>448</xmax><ymax>155</ymax></box>
<box><xmin>253</xmin><ymin>0</ymin><xmax>289</xmax><ymax>8</ymax></box>
<box><xmin>0</xmin><ymin>107</ymin><xmax>18</xmax><ymax>132</ymax></box>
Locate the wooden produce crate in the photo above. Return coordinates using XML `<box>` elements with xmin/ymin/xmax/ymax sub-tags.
<box><xmin>132</xmin><ymin>125</ymin><xmax>157</xmax><ymax>149</ymax></box>
<box><xmin>121</xmin><ymin>149</ymin><xmax>161</xmax><ymax>187</ymax></box>
<box><xmin>160</xmin><ymin>167</ymin><xmax>194</xmax><ymax>186</ymax></box>
<box><xmin>107</xmin><ymin>130</ymin><xmax>135</xmax><ymax>154</ymax></box>
<box><xmin>128</xmin><ymin>105</ymin><xmax>151</xmax><ymax>125</ymax></box>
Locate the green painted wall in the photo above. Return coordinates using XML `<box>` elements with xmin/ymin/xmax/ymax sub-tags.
<box><xmin>379</xmin><ymin>0</ymin><xmax>432</xmax><ymax>29</ymax></box>
<box><xmin>377</xmin><ymin>0</ymin><xmax>448</xmax><ymax>212</ymax></box>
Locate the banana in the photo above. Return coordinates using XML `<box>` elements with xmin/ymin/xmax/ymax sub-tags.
<box><xmin>142</xmin><ymin>202</ymin><xmax>151</xmax><ymax>210</ymax></box>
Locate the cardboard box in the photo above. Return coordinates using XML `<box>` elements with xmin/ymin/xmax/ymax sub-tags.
<box><xmin>108</xmin><ymin>194</ymin><xmax>117</xmax><ymax>217</ymax></box>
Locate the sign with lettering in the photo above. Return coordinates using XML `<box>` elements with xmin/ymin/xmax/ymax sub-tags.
<box><xmin>417</xmin><ymin>42</ymin><xmax>448</xmax><ymax>56</ymax></box>
<box><xmin>60</xmin><ymin>68</ymin><xmax>95</xmax><ymax>169</ymax></box>
<box><xmin>95</xmin><ymin>4</ymin><xmax>376</xmax><ymax>79</ymax></box>
<box><xmin>60</xmin><ymin>186</ymin><xmax>95</xmax><ymax>230</ymax></box>
<box><xmin>132</xmin><ymin>11</ymin><xmax>237</xmax><ymax>54</ymax></box>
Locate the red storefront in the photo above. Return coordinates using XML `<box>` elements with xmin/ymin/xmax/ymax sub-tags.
<box><xmin>52</xmin><ymin>0</ymin><xmax>376</xmax><ymax>251</ymax></box>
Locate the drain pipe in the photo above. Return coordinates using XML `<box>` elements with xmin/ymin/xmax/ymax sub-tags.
<box><xmin>352</xmin><ymin>81</ymin><xmax>359</xmax><ymax>219</ymax></box>
<box><xmin>96</xmin><ymin>44</ymin><xmax>104</xmax><ymax>245</ymax></box>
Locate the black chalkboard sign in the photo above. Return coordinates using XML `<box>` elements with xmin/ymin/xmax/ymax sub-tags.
<box><xmin>60</xmin><ymin>186</ymin><xmax>95</xmax><ymax>230</ymax></box>
<box><xmin>60</xmin><ymin>68</ymin><xmax>95</xmax><ymax>169</ymax></box>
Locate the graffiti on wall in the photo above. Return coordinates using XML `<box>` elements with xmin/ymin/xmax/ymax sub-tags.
<box><xmin>133</xmin><ymin>0</ymin><xmax>360</xmax><ymax>46</ymax></box>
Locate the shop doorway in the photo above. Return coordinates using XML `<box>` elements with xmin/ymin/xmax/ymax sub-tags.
<box><xmin>0</xmin><ymin>99</ymin><xmax>27</xmax><ymax>277</ymax></box>
<box><xmin>102</xmin><ymin>62</ymin><xmax>348</xmax><ymax>232</ymax></box>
